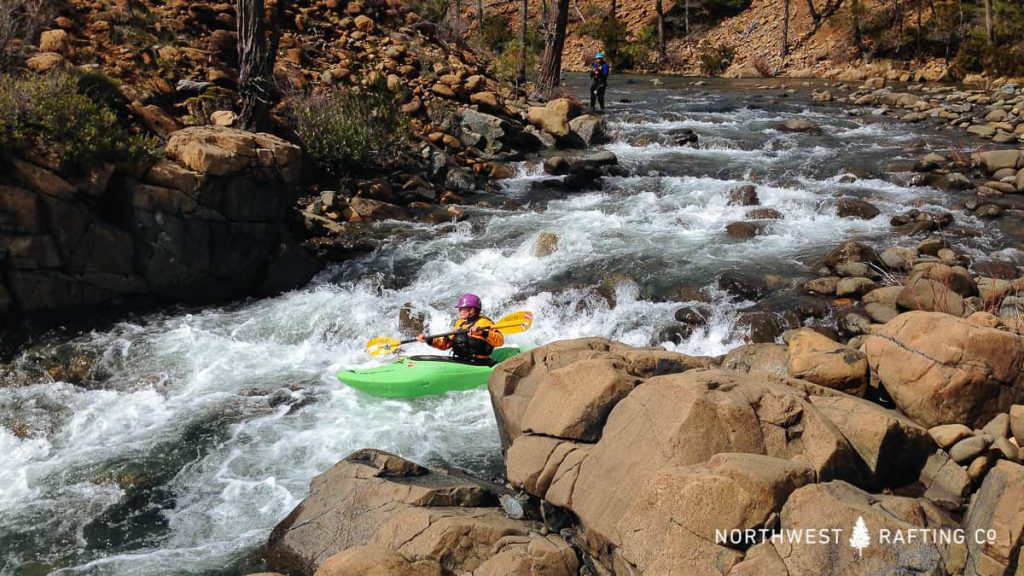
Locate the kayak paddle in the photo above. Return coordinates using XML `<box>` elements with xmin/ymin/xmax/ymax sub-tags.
<box><xmin>365</xmin><ymin>310</ymin><xmax>534</xmax><ymax>356</ymax></box>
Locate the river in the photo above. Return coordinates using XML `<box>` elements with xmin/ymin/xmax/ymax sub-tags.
<box><xmin>0</xmin><ymin>75</ymin><xmax>1018</xmax><ymax>575</ymax></box>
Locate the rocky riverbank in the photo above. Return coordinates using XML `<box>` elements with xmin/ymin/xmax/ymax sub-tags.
<box><xmin>261</xmin><ymin>249</ymin><xmax>1024</xmax><ymax>575</ymax></box>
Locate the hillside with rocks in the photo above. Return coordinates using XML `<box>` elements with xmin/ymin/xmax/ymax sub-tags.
<box><xmin>0</xmin><ymin>0</ymin><xmax>614</xmax><ymax>321</ymax></box>
<box><xmin>482</xmin><ymin>0</ymin><xmax>1004</xmax><ymax>81</ymax></box>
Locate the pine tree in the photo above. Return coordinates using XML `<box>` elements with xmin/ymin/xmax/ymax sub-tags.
<box><xmin>849</xmin><ymin>516</ymin><xmax>871</xmax><ymax>558</ymax></box>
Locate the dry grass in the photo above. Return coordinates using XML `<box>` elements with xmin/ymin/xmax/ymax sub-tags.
<box><xmin>0</xmin><ymin>0</ymin><xmax>53</xmax><ymax>70</ymax></box>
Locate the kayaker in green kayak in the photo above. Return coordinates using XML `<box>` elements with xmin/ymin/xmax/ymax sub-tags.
<box><xmin>416</xmin><ymin>293</ymin><xmax>505</xmax><ymax>365</ymax></box>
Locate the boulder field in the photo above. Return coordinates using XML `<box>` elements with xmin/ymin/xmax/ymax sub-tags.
<box><xmin>265</xmin><ymin>327</ymin><xmax>1024</xmax><ymax>575</ymax></box>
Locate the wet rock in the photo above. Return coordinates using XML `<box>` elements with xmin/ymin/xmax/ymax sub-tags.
<box><xmin>976</xmin><ymin>204</ymin><xmax>1003</xmax><ymax>218</ymax></box>
<box><xmin>803</xmin><ymin>276</ymin><xmax>839</xmax><ymax>295</ymax></box>
<box><xmin>564</xmin><ymin>115</ymin><xmax>607</xmax><ymax>148</ymax></box>
<box><xmin>542</xmin><ymin>156</ymin><xmax>570</xmax><ymax>176</ymax></box>
<box><xmin>586</xmin><ymin>151</ymin><xmax>618</xmax><ymax>166</ymax></box>
<box><xmin>398</xmin><ymin>304</ymin><xmax>425</xmax><ymax>336</ymax></box>
<box><xmin>727</xmin><ymin>184</ymin><xmax>759</xmax><ymax>206</ymax></box>
<box><xmin>823</xmin><ymin>241</ymin><xmax>883</xmax><ymax>272</ymax></box>
<box><xmin>865</xmin><ymin>311</ymin><xmax>1024</xmax><ymax>428</ymax></box>
<box><xmin>745</xmin><ymin>207</ymin><xmax>782</xmax><ymax>220</ymax></box>
<box><xmin>725</xmin><ymin>221</ymin><xmax>761</xmax><ymax>238</ymax></box>
<box><xmin>717</xmin><ymin>270</ymin><xmax>768</xmax><ymax>301</ymax></box>
<box><xmin>674</xmin><ymin>306</ymin><xmax>707</xmax><ymax>326</ymax></box>
<box><xmin>944</xmin><ymin>172</ymin><xmax>974</xmax><ymax>190</ymax></box>
<box><xmin>836</xmin><ymin>198</ymin><xmax>880</xmax><ymax>220</ymax></box>
<box><xmin>533</xmin><ymin>232</ymin><xmax>558</xmax><ymax>257</ymax></box>
<box><xmin>737</xmin><ymin>311</ymin><xmax>786</xmax><ymax>343</ymax></box>
<box><xmin>669</xmin><ymin>128</ymin><xmax>699</xmax><ymax>147</ymax></box>
<box><xmin>777</xmin><ymin>118</ymin><xmax>822</xmax><ymax>134</ymax></box>
<box><xmin>657</xmin><ymin>324</ymin><xmax>694</xmax><ymax>344</ymax></box>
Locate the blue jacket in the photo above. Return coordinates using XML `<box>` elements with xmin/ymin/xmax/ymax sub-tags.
<box><xmin>590</xmin><ymin>62</ymin><xmax>610</xmax><ymax>80</ymax></box>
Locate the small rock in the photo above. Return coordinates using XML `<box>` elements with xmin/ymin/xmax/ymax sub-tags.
<box><xmin>727</xmin><ymin>184</ymin><xmax>759</xmax><ymax>206</ymax></box>
<box><xmin>929</xmin><ymin>424</ymin><xmax>973</xmax><ymax>449</ymax></box>
<box><xmin>949</xmin><ymin>435</ymin><xmax>991</xmax><ymax>464</ymax></box>
<box><xmin>982</xmin><ymin>413</ymin><xmax>1011</xmax><ymax>439</ymax></box>
<box><xmin>534</xmin><ymin>232</ymin><xmax>559</xmax><ymax>257</ymax></box>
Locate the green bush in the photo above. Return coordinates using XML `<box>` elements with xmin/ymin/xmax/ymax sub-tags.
<box><xmin>0</xmin><ymin>71</ymin><xmax>159</xmax><ymax>173</ymax></box>
<box><xmin>578</xmin><ymin>16</ymin><xmax>629</xmax><ymax>62</ymax></box>
<box><xmin>480</xmin><ymin>14</ymin><xmax>514</xmax><ymax>52</ymax></box>
<box><xmin>618</xmin><ymin>25</ymin><xmax>658</xmax><ymax>70</ymax></box>
<box><xmin>490</xmin><ymin>27</ymin><xmax>543</xmax><ymax>83</ymax></box>
<box><xmin>699</xmin><ymin>44</ymin><xmax>734</xmax><ymax>76</ymax></box>
<box><xmin>289</xmin><ymin>82</ymin><xmax>410</xmax><ymax>177</ymax></box>
<box><xmin>954</xmin><ymin>34</ymin><xmax>1024</xmax><ymax>77</ymax></box>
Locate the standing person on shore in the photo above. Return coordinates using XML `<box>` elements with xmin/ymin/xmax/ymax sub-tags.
<box><xmin>589</xmin><ymin>51</ymin><xmax>610</xmax><ymax>110</ymax></box>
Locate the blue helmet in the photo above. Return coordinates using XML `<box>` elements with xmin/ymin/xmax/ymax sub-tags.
<box><xmin>595</xmin><ymin>51</ymin><xmax>604</xmax><ymax>59</ymax></box>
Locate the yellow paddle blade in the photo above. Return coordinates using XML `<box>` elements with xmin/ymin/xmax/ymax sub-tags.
<box><xmin>492</xmin><ymin>310</ymin><xmax>533</xmax><ymax>334</ymax></box>
<box><xmin>366</xmin><ymin>336</ymin><xmax>402</xmax><ymax>356</ymax></box>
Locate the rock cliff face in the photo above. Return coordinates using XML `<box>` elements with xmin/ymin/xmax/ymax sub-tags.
<box><xmin>0</xmin><ymin>126</ymin><xmax>318</xmax><ymax>321</ymax></box>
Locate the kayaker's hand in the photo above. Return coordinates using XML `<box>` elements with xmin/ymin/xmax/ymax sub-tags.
<box><xmin>416</xmin><ymin>333</ymin><xmax>426</xmax><ymax>342</ymax></box>
<box><xmin>469</xmin><ymin>325</ymin><xmax>488</xmax><ymax>338</ymax></box>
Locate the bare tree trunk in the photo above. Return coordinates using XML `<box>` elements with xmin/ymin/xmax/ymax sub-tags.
<box><xmin>518</xmin><ymin>0</ymin><xmax>527</xmax><ymax>83</ymax></box>
<box><xmin>455</xmin><ymin>0</ymin><xmax>462</xmax><ymax>36</ymax></box>
<box><xmin>982</xmin><ymin>0</ymin><xmax>994</xmax><ymax>44</ymax></box>
<box><xmin>805</xmin><ymin>0</ymin><xmax>819</xmax><ymax>21</ymax></box>
<box><xmin>655</xmin><ymin>0</ymin><xmax>665</xmax><ymax>57</ymax></box>
<box><xmin>781</xmin><ymin>0</ymin><xmax>790</xmax><ymax>56</ymax></box>
<box><xmin>685</xmin><ymin>0</ymin><xmax>690</xmax><ymax>34</ymax></box>
<box><xmin>611</xmin><ymin>0</ymin><xmax>617</xmax><ymax>18</ymax></box>
<box><xmin>851</xmin><ymin>0</ymin><xmax>863</xmax><ymax>54</ymax></box>
<box><xmin>238</xmin><ymin>0</ymin><xmax>272</xmax><ymax>130</ymax></box>
<box><xmin>478</xmin><ymin>0</ymin><xmax>484</xmax><ymax>34</ymax></box>
<box><xmin>536</xmin><ymin>0</ymin><xmax>569</xmax><ymax>98</ymax></box>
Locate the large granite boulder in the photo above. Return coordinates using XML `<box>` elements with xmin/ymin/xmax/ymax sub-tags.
<box><xmin>267</xmin><ymin>449</ymin><xmax>565</xmax><ymax>576</ymax></box>
<box><xmin>786</xmin><ymin>328</ymin><xmax>869</xmax><ymax>396</ymax></box>
<box><xmin>865</xmin><ymin>311</ymin><xmax>1024</xmax><ymax>428</ymax></box>
<box><xmin>488</xmin><ymin>338</ymin><xmax>716</xmax><ymax>450</ymax></box>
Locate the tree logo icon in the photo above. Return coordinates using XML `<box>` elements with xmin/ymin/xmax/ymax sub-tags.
<box><xmin>849</xmin><ymin>516</ymin><xmax>871</xmax><ymax>558</ymax></box>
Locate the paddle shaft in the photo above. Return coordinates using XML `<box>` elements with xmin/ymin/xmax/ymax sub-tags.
<box><xmin>399</xmin><ymin>326</ymin><xmax>495</xmax><ymax>346</ymax></box>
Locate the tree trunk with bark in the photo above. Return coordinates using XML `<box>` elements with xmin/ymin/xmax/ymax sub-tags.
<box><xmin>518</xmin><ymin>0</ymin><xmax>527</xmax><ymax>83</ymax></box>
<box><xmin>237</xmin><ymin>0</ymin><xmax>274</xmax><ymax>130</ymax></box>
<box><xmin>805</xmin><ymin>0</ymin><xmax>819</xmax><ymax>22</ymax></box>
<box><xmin>781</xmin><ymin>0</ymin><xmax>790</xmax><ymax>57</ymax></box>
<box><xmin>455</xmin><ymin>0</ymin><xmax>462</xmax><ymax>36</ymax></box>
<box><xmin>536</xmin><ymin>0</ymin><xmax>569</xmax><ymax>98</ymax></box>
<box><xmin>655</xmin><ymin>0</ymin><xmax>665</xmax><ymax>57</ymax></box>
<box><xmin>685</xmin><ymin>0</ymin><xmax>690</xmax><ymax>34</ymax></box>
<box><xmin>982</xmin><ymin>0</ymin><xmax>994</xmax><ymax>44</ymax></box>
<box><xmin>611</xmin><ymin>0</ymin><xmax>617</xmax><ymax>18</ymax></box>
<box><xmin>478</xmin><ymin>0</ymin><xmax>484</xmax><ymax>34</ymax></box>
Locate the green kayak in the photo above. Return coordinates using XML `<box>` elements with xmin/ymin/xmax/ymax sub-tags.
<box><xmin>337</xmin><ymin>347</ymin><xmax>523</xmax><ymax>398</ymax></box>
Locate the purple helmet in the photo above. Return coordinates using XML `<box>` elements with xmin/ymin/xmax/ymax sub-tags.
<box><xmin>456</xmin><ymin>293</ymin><xmax>482</xmax><ymax>309</ymax></box>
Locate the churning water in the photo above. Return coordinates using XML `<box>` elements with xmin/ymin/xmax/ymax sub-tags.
<box><xmin>0</xmin><ymin>76</ymin><xmax>1017</xmax><ymax>574</ymax></box>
